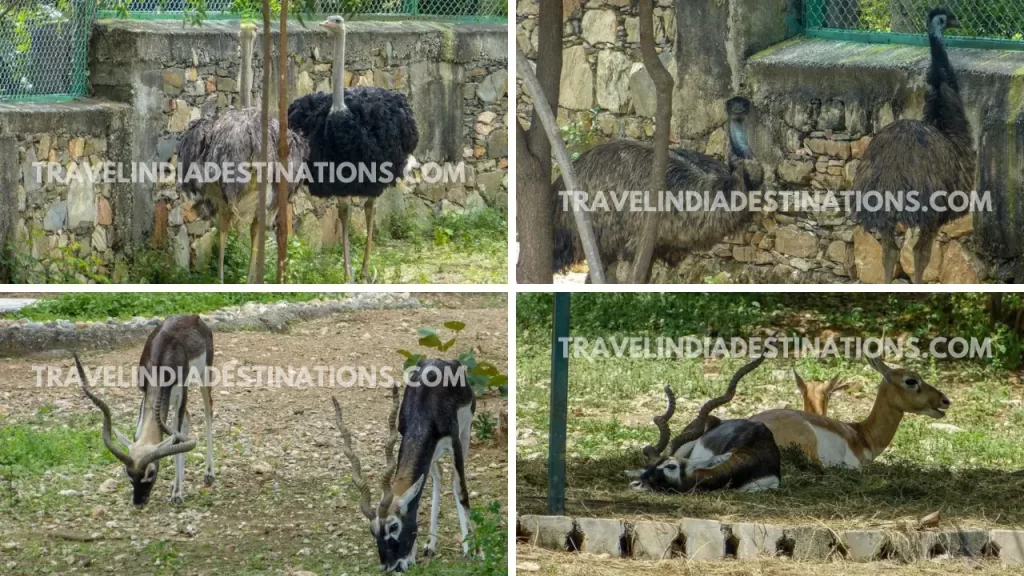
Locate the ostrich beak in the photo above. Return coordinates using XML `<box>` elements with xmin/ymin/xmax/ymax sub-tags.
<box><xmin>320</xmin><ymin>20</ymin><xmax>336</xmax><ymax>30</ymax></box>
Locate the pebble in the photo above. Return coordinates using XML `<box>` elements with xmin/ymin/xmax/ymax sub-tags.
<box><xmin>517</xmin><ymin>562</ymin><xmax>541</xmax><ymax>572</ymax></box>
<box><xmin>99</xmin><ymin>478</ymin><xmax>119</xmax><ymax>493</ymax></box>
<box><xmin>59</xmin><ymin>489</ymin><xmax>80</xmax><ymax>497</ymax></box>
<box><xmin>252</xmin><ymin>461</ymin><xmax>274</xmax><ymax>475</ymax></box>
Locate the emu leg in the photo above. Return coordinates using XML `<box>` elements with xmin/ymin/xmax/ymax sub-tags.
<box><xmin>422</xmin><ymin>461</ymin><xmax>443</xmax><ymax>558</ymax></box>
<box><xmin>361</xmin><ymin>198</ymin><xmax>375</xmax><ymax>283</ymax></box>
<box><xmin>340</xmin><ymin>200</ymin><xmax>352</xmax><ymax>282</ymax></box>
<box><xmin>880</xmin><ymin>234</ymin><xmax>899</xmax><ymax>284</ymax></box>
<box><xmin>912</xmin><ymin>227</ymin><xmax>936</xmax><ymax>284</ymax></box>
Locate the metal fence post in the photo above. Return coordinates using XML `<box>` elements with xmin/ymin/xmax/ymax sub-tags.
<box><xmin>548</xmin><ymin>292</ymin><xmax>570</xmax><ymax>515</ymax></box>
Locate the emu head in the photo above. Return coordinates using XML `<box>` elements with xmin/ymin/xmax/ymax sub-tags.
<box><xmin>334</xmin><ymin>385</ymin><xmax>421</xmax><ymax>573</ymax></box>
<box><xmin>75</xmin><ymin>354</ymin><xmax>196</xmax><ymax>507</ymax></box>
<box><xmin>794</xmin><ymin>370</ymin><xmax>851</xmax><ymax>416</ymax></box>
<box><xmin>867</xmin><ymin>356</ymin><xmax>950</xmax><ymax>419</ymax></box>
<box><xmin>927</xmin><ymin>8</ymin><xmax>961</xmax><ymax>36</ymax></box>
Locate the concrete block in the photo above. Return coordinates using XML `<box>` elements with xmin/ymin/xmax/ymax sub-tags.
<box><xmin>785</xmin><ymin>526</ymin><xmax>835</xmax><ymax>560</ymax></box>
<box><xmin>990</xmin><ymin>530</ymin><xmax>1024</xmax><ymax>565</ymax></box>
<box><xmin>519</xmin><ymin>515</ymin><xmax>574</xmax><ymax>551</ymax></box>
<box><xmin>631</xmin><ymin>521</ymin><xmax>679</xmax><ymax>561</ymax></box>
<box><xmin>680</xmin><ymin>518</ymin><xmax>727</xmax><ymax>560</ymax></box>
<box><xmin>919</xmin><ymin>530</ymin><xmax>991</xmax><ymax>558</ymax></box>
<box><xmin>576</xmin><ymin>517</ymin><xmax>625</xmax><ymax>557</ymax></box>
<box><xmin>840</xmin><ymin>529</ymin><xmax>886</xmax><ymax>561</ymax></box>
<box><xmin>733</xmin><ymin>522</ymin><xmax>785</xmax><ymax>558</ymax></box>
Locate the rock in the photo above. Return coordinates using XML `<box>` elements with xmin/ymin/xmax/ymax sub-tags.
<box><xmin>193</xmin><ymin>230</ymin><xmax>217</xmax><ymax>271</ymax></box>
<box><xmin>68</xmin><ymin>138</ymin><xmax>85</xmax><ymax>159</ymax></box>
<box><xmin>989</xmin><ymin>530</ymin><xmax>1024</xmax><ymax>565</ymax></box>
<box><xmin>252</xmin><ymin>461</ymin><xmax>274</xmax><ymax>475</ymax></box>
<box><xmin>476</xmin><ymin>70</ymin><xmax>507</xmax><ymax>103</ymax></box>
<box><xmin>825</xmin><ymin>140</ymin><xmax>851</xmax><ymax>160</ymax></box>
<box><xmin>844</xmin><ymin>160</ymin><xmax>860</xmax><ymax>185</ymax></box>
<box><xmin>157</xmin><ymin>134</ymin><xmax>178</xmax><ymax>162</ymax></box>
<box><xmin>631</xmin><ymin>521</ymin><xmax>679</xmax><ymax>561</ymax></box>
<box><xmin>173</xmin><ymin>225</ymin><xmax>190</xmax><ymax>269</ymax></box>
<box><xmin>680</xmin><ymin>518</ymin><xmax>727</xmax><ymax>560</ymax></box>
<box><xmin>519</xmin><ymin>515</ymin><xmax>574</xmax><ymax>551</ymax></box>
<box><xmin>217</xmin><ymin>76</ymin><xmax>237</xmax><ymax>93</ymax></box>
<box><xmin>840</xmin><ymin>530</ymin><xmax>886</xmax><ymax>561</ymax></box>
<box><xmin>732</xmin><ymin>245</ymin><xmax>757</xmax><ymax>262</ymax></box>
<box><xmin>596</xmin><ymin>51</ymin><xmax>632</xmax><ymax>113</ymax></box>
<box><xmin>475</xmin><ymin>110</ymin><xmax>497</xmax><ymax>135</ymax></box>
<box><xmin>67</xmin><ymin>171</ymin><xmax>96</xmax><ymax>229</ymax></box>
<box><xmin>295</xmin><ymin>71</ymin><xmax>315</xmax><ymax>98</ymax></box>
<box><xmin>559</xmin><ymin>46</ymin><xmax>593</xmax><ymax>110</ymax></box>
<box><xmin>169</xmin><ymin>205</ymin><xmax>184</xmax><ymax>227</ymax></box>
<box><xmin>779</xmin><ymin>160</ymin><xmax>814</xmax><ymax>185</ymax></box>
<box><xmin>516</xmin><ymin>562</ymin><xmax>541</xmax><ymax>572</ymax></box>
<box><xmin>775</xmin><ymin>225</ymin><xmax>818</xmax><ymax>258</ymax></box>
<box><xmin>487</xmin><ymin>129</ymin><xmax>507</xmax><ymax>159</ymax></box>
<box><xmin>22</xmin><ymin>147</ymin><xmax>40</xmax><ymax>192</ymax></box>
<box><xmin>168</xmin><ymin>100</ymin><xmax>193</xmax><ymax>132</ymax></box>
<box><xmin>291</xmin><ymin>571</ymin><xmax>318</xmax><ymax>576</ymax></box>
<box><xmin>939</xmin><ymin>240</ymin><xmax>984</xmax><ymax>284</ymax></box>
<box><xmin>705</xmin><ymin>128</ymin><xmax>726</xmax><ymax>158</ymax></box>
<box><xmin>628</xmin><ymin>52</ymin><xmax>675</xmax><ymax>117</ymax></box>
<box><xmin>853</xmin><ymin>227</ymin><xmax>884</xmax><ymax>283</ymax></box>
<box><xmin>163</xmin><ymin>68</ymin><xmax>185</xmax><ymax>93</ymax></box>
<box><xmin>59</xmin><ymin>489</ymin><xmax>80</xmax><ymax>497</ymax></box>
<box><xmin>899</xmin><ymin>230</ymin><xmax>943</xmax><ymax>283</ymax></box>
<box><xmin>464</xmin><ymin>191</ymin><xmax>487</xmax><ymax>212</ymax></box>
<box><xmin>91</xmin><ymin>227</ymin><xmax>107</xmax><ymax>253</ymax></box>
<box><xmin>846</xmin><ymin>101</ymin><xmax>869</xmax><ymax>136</ymax></box>
<box><xmin>818</xmin><ymin>100</ymin><xmax>845</xmax><ymax>131</ymax></box>
<box><xmin>44</xmin><ymin>201</ymin><xmax>67</xmax><ymax>231</ymax></box>
<box><xmin>941</xmin><ymin>215</ymin><xmax>973</xmax><ymax>238</ymax></box>
<box><xmin>97</xmin><ymin>197</ymin><xmax>112</xmax><ymax>226</ymax></box>
<box><xmin>576</xmin><ymin>517</ymin><xmax>624</xmax><ymax>557</ymax></box>
<box><xmin>930</xmin><ymin>423</ymin><xmax>963</xmax><ymax>432</ymax></box>
<box><xmin>733</xmin><ymin>522</ymin><xmax>785</xmax><ymax>559</ymax></box>
<box><xmin>581</xmin><ymin>10</ymin><xmax>617</xmax><ymax>44</ymax></box>
<box><xmin>806</xmin><ymin>138</ymin><xmax>827</xmax><ymax>155</ymax></box>
<box><xmin>851</xmin><ymin>136</ymin><xmax>871</xmax><ymax>159</ymax></box>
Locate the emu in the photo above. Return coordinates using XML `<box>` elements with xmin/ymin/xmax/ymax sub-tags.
<box><xmin>631</xmin><ymin>341</ymin><xmax>781</xmax><ymax>493</ymax></box>
<box><xmin>553</xmin><ymin>97</ymin><xmax>763</xmax><ymax>283</ymax></box>
<box><xmin>76</xmin><ymin>315</ymin><xmax>215</xmax><ymax>507</ymax></box>
<box><xmin>332</xmin><ymin>359</ymin><xmax>475</xmax><ymax>572</ymax></box>
<box><xmin>288</xmin><ymin>15</ymin><xmax>419</xmax><ymax>283</ymax></box>
<box><xmin>852</xmin><ymin>8</ymin><xmax>976</xmax><ymax>284</ymax></box>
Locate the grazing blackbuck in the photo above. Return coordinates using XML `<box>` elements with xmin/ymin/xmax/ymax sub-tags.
<box><xmin>333</xmin><ymin>359</ymin><xmax>476</xmax><ymax>573</ymax></box>
<box><xmin>631</xmin><ymin>341</ymin><xmax>781</xmax><ymax>493</ymax></box>
<box><xmin>751</xmin><ymin>356</ymin><xmax>950</xmax><ymax>468</ymax></box>
<box><xmin>77</xmin><ymin>315</ymin><xmax>215</xmax><ymax>507</ymax></box>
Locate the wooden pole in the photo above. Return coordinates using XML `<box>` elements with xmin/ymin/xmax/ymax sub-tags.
<box><xmin>275</xmin><ymin>1</ymin><xmax>290</xmax><ymax>283</ymax></box>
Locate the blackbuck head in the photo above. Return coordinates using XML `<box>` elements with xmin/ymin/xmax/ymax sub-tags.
<box><xmin>794</xmin><ymin>370</ymin><xmax>851</xmax><ymax>416</ymax></box>
<box><xmin>333</xmin><ymin>385</ymin><xmax>419</xmax><ymax>573</ymax></box>
<box><xmin>867</xmin><ymin>356</ymin><xmax>950</xmax><ymax>418</ymax></box>
<box><xmin>75</xmin><ymin>354</ymin><xmax>196</xmax><ymax>507</ymax></box>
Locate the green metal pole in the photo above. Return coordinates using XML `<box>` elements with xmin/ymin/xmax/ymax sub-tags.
<box><xmin>548</xmin><ymin>292</ymin><xmax>570</xmax><ymax>515</ymax></box>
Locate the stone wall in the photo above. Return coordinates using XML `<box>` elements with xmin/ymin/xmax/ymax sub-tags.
<box><xmin>0</xmin><ymin>19</ymin><xmax>507</xmax><ymax>276</ymax></box>
<box><xmin>518</xmin><ymin>0</ymin><xmax>1024</xmax><ymax>283</ymax></box>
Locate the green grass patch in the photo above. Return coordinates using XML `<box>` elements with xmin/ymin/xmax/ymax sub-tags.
<box><xmin>0</xmin><ymin>415</ymin><xmax>111</xmax><ymax>479</ymax></box>
<box><xmin>3</xmin><ymin>292</ymin><xmax>327</xmax><ymax>322</ymax></box>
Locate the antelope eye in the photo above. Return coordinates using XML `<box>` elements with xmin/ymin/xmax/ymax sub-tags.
<box><xmin>664</xmin><ymin>463</ymin><xmax>678</xmax><ymax>471</ymax></box>
<box><xmin>904</xmin><ymin>378</ymin><xmax>919</xmax><ymax>388</ymax></box>
<box><xmin>388</xmin><ymin>521</ymin><xmax>400</xmax><ymax>536</ymax></box>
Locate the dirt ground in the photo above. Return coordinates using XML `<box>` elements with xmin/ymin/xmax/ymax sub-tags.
<box><xmin>0</xmin><ymin>294</ymin><xmax>508</xmax><ymax>575</ymax></box>
<box><xmin>516</xmin><ymin>545</ymin><xmax>1020</xmax><ymax>575</ymax></box>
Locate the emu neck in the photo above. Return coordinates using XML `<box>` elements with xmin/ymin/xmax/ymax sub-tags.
<box><xmin>332</xmin><ymin>28</ymin><xmax>348</xmax><ymax>113</ymax></box>
<box><xmin>925</xmin><ymin>23</ymin><xmax>969</xmax><ymax>140</ymax></box>
<box><xmin>849</xmin><ymin>382</ymin><xmax>904</xmax><ymax>461</ymax></box>
<box><xmin>240</xmin><ymin>31</ymin><xmax>255</xmax><ymax>109</ymax></box>
<box><xmin>728</xmin><ymin>119</ymin><xmax>752</xmax><ymax>161</ymax></box>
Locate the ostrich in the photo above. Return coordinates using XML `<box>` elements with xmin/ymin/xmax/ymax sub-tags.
<box><xmin>552</xmin><ymin>97</ymin><xmax>763</xmax><ymax>283</ymax></box>
<box><xmin>287</xmin><ymin>15</ymin><xmax>419</xmax><ymax>283</ymax></box>
<box><xmin>177</xmin><ymin>22</ymin><xmax>308</xmax><ymax>283</ymax></box>
<box><xmin>852</xmin><ymin>8</ymin><xmax>976</xmax><ymax>284</ymax></box>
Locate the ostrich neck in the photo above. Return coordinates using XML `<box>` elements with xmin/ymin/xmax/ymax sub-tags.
<box><xmin>240</xmin><ymin>32</ymin><xmax>254</xmax><ymax>109</ymax></box>
<box><xmin>332</xmin><ymin>28</ymin><xmax>348</xmax><ymax>113</ymax></box>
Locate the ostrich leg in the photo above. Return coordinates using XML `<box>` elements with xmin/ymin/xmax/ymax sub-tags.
<box><xmin>247</xmin><ymin>216</ymin><xmax>260</xmax><ymax>284</ymax></box>
<box><xmin>340</xmin><ymin>200</ymin><xmax>353</xmax><ymax>282</ymax></box>
<box><xmin>912</xmin><ymin>227</ymin><xmax>936</xmax><ymax>284</ymax></box>
<box><xmin>361</xmin><ymin>198</ymin><xmax>375</xmax><ymax>283</ymax></box>
<box><xmin>217</xmin><ymin>209</ymin><xmax>232</xmax><ymax>284</ymax></box>
<box><xmin>880</xmin><ymin>233</ymin><xmax>900</xmax><ymax>284</ymax></box>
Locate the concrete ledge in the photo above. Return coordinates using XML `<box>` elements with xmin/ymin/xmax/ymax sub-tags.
<box><xmin>518</xmin><ymin>515</ymin><xmax>1023</xmax><ymax>564</ymax></box>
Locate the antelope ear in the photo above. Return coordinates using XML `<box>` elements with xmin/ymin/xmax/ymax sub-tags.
<box><xmin>866</xmin><ymin>355</ymin><xmax>892</xmax><ymax>378</ymax></box>
<box><xmin>828</xmin><ymin>376</ymin><xmax>851</xmax><ymax>393</ymax></box>
<box><xmin>624</xmin><ymin>469</ymin><xmax>644</xmax><ymax>480</ymax></box>
<box><xmin>396</xmin><ymin>474</ymin><xmax>426</xmax><ymax>515</ymax></box>
<box><xmin>794</xmin><ymin>370</ymin><xmax>808</xmax><ymax>395</ymax></box>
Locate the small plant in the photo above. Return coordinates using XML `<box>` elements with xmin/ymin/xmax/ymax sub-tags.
<box><xmin>472</xmin><ymin>412</ymin><xmax>497</xmax><ymax>441</ymax></box>
<box><xmin>397</xmin><ymin>321</ymin><xmax>508</xmax><ymax>398</ymax></box>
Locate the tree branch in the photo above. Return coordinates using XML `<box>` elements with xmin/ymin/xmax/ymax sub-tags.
<box><xmin>0</xmin><ymin>0</ymin><xmax>27</xmax><ymax>23</ymax></box>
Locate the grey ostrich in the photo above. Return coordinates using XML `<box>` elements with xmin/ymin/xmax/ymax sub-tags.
<box><xmin>177</xmin><ymin>21</ymin><xmax>308</xmax><ymax>283</ymax></box>
<box><xmin>287</xmin><ymin>15</ymin><xmax>419</xmax><ymax>283</ymax></box>
<box><xmin>552</xmin><ymin>97</ymin><xmax>763</xmax><ymax>283</ymax></box>
<box><xmin>852</xmin><ymin>8</ymin><xmax>976</xmax><ymax>284</ymax></box>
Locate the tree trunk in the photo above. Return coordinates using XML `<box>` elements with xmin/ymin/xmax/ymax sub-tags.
<box><xmin>629</xmin><ymin>0</ymin><xmax>674</xmax><ymax>283</ymax></box>
<box><xmin>515</xmin><ymin>0</ymin><xmax>562</xmax><ymax>284</ymax></box>
<box><xmin>256</xmin><ymin>5</ymin><xmax>272</xmax><ymax>284</ymax></box>
<box><xmin>276</xmin><ymin>2</ymin><xmax>289</xmax><ymax>283</ymax></box>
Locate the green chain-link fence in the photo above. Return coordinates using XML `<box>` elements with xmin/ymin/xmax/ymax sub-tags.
<box><xmin>806</xmin><ymin>0</ymin><xmax>1024</xmax><ymax>50</ymax></box>
<box><xmin>97</xmin><ymin>0</ymin><xmax>506</xmax><ymax>21</ymax></box>
<box><xmin>0</xmin><ymin>1</ymin><xmax>96</xmax><ymax>101</ymax></box>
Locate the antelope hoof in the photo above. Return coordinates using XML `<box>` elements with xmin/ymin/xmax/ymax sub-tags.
<box><xmin>422</xmin><ymin>546</ymin><xmax>436</xmax><ymax>559</ymax></box>
<box><xmin>171</xmin><ymin>494</ymin><xmax>185</xmax><ymax>505</ymax></box>
<box><xmin>204</xmin><ymin>473</ymin><xmax>215</xmax><ymax>487</ymax></box>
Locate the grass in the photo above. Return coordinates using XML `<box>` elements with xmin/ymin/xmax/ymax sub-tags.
<box><xmin>516</xmin><ymin>295</ymin><xmax>1024</xmax><ymax>530</ymax></box>
<box><xmin>0</xmin><ymin>413</ymin><xmax>111</xmax><ymax>480</ymax></box>
<box><xmin>1</xmin><ymin>292</ymin><xmax>330</xmax><ymax>322</ymax></box>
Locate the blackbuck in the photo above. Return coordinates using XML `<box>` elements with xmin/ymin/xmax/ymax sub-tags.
<box><xmin>751</xmin><ymin>356</ymin><xmax>951</xmax><ymax>468</ymax></box>
<box><xmin>333</xmin><ymin>358</ymin><xmax>476</xmax><ymax>573</ymax></box>
<box><xmin>631</xmin><ymin>345</ymin><xmax>782</xmax><ymax>493</ymax></box>
<box><xmin>795</xmin><ymin>370</ymin><xmax>851</xmax><ymax>416</ymax></box>
<box><xmin>77</xmin><ymin>315</ymin><xmax>215</xmax><ymax>507</ymax></box>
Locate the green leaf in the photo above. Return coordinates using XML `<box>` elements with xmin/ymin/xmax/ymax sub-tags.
<box><xmin>419</xmin><ymin>334</ymin><xmax>442</xmax><ymax>349</ymax></box>
<box><xmin>472</xmin><ymin>362</ymin><xmax>500</xmax><ymax>377</ymax></box>
<box><xmin>459</xmin><ymin>350</ymin><xmax>477</xmax><ymax>366</ymax></box>
<box><xmin>417</xmin><ymin>327</ymin><xmax>439</xmax><ymax>338</ymax></box>
<box><xmin>438</xmin><ymin>338</ymin><xmax>457</xmax><ymax>352</ymax></box>
<box><xmin>489</xmin><ymin>375</ymin><xmax>508</xmax><ymax>387</ymax></box>
<box><xmin>396</xmin><ymin>349</ymin><xmax>414</xmax><ymax>359</ymax></box>
<box><xmin>444</xmin><ymin>321</ymin><xmax>466</xmax><ymax>332</ymax></box>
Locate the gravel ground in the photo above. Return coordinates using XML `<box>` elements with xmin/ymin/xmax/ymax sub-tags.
<box><xmin>0</xmin><ymin>295</ymin><xmax>508</xmax><ymax>575</ymax></box>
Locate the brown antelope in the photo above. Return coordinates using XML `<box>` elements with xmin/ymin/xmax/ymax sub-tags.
<box><xmin>750</xmin><ymin>356</ymin><xmax>950</xmax><ymax>468</ymax></box>
<box><xmin>795</xmin><ymin>370</ymin><xmax>851</xmax><ymax>416</ymax></box>
<box><xmin>77</xmin><ymin>315</ymin><xmax>215</xmax><ymax>507</ymax></box>
<box><xmin>333</xmin><ymin>358</ymin><xmax>476</xmax><ymax>573</ymax></box>
<box><xmin>631</xmin><ymin>343</ymin><xmax>782</xmax><ymax>493</ymax></box>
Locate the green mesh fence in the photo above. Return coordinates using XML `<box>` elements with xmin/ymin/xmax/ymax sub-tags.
<box><xmin>0</xmin><ymin>1</ymin><xmax>96</xmax><ymax>101</ymax></box>
<box><xmin>97</xmin><ymin>0</ymin><xmax>507</xmax><ymax>21</ymax></box>
<box><xmin>805</xmin><ymin>0</ymin><xmax>1024</xmax><ymax>49</ymax></box>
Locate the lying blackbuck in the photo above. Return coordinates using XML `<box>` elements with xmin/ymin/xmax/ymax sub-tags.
<box><xmin>631</xmin><ymin>345</ymin><xmax>782</xmax><ymax>493</ymax></box>
<box><xmin>77</xmin><ymin>315</ymin><xmax>215</xmax><ymax>507</ymax></box>
<box><xmin>795</xmin><ymin>370</ymin><xmax>851</xmax><ymax>416</ymax></box>
<box><xmin>750</xmin><ymin>356</ymin><xmax>950</xmax><ymax>468</ymax></box>
<box><xmin>333</xmin><ymin>358</ymin><xmax>476</xmax><ymax>573</ymax></box>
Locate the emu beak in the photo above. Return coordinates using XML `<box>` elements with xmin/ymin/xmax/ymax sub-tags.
<box><xmin>948</xmin><ymin>17</ymin><xmax>962</xmax><ymax>29</ymax></box>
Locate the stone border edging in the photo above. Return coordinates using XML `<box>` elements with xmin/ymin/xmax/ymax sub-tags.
<box><xmin>517</xmin><ymin>514</ymin><xmax>1024</xmax><ymax>565</ymax></box>
<box><xmin>0</xmin><ymin>293</ymin><xmax>420</xmax><ymax>358</ymax></box>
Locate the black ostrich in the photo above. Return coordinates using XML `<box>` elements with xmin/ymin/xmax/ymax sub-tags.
<box><xmin>177</xmin><ymin>22</ymin><xmax>308</xmax><ymax>283</ymax></box>
<box><xmin>852</xmin><ymin>8</ymin><xmax>976</xmax><ymax>284</ymax></box>
<box><xmin>287</xmin><ymin>15</ymin><xmax>419</xmax><ymax>283</ymax></box>
<box><xmin>552</xmin><ymin>97</ymin><xmax>763</xmax><ymax>283</ymax></box>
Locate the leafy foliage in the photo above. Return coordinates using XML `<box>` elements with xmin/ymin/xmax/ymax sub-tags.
<box><xmin>397</xmin><ymin>321</ymin><xmax>508</xmax><ymax>397</ymax></box>
<box><xmin>3</xmin><ymin>292</ymin><xmax>324</xmax><ymax>322</ymax></box>
<box><xmin>405</xmin><ymin>501</ymin><xmax>507</xmax><ymax>576</ymax></box>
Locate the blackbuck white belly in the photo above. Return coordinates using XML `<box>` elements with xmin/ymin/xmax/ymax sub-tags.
<box><xmin>806</xmin><ymin>422</ymin><xmax>863</xmax><ymax>469</ymax></box>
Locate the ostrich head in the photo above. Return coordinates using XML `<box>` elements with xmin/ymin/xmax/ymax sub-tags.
<box><xmin>239</xmin><ymin>20</ymin><xmax>257</xmax><ymax>38</ymax></box>
<box><xmin>927</xmin><ymin>8</ymin><xmax>961</xmax><ymax>36</ymax></box>
<box><xmin>321</xmin><ymin>15</ymin><xmax>348</xmax><ymax>113</ymax></box>
<box><xmin>321</xmin><ymin>14</ymin><xmax>346</xmax><ymax>32</ymax></box>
